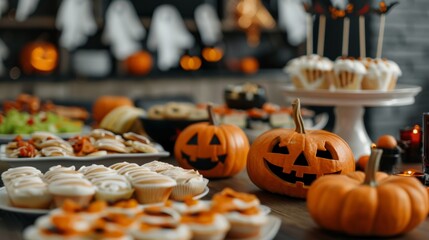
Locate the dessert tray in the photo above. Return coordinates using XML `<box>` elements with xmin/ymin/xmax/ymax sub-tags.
<box><xmin>0</xmin><ymin>144</ymin><xmax>170</xmax><ymax>171</ymax></box>
<box><xmin>0</xmin><ymin>126</ymin><xmax>92</xmax><ymax>144</ymax></box>
<box><xmin>0</xmin><ymin>186</ymin><xmax>209</xmax><ymax>216</ymax></box>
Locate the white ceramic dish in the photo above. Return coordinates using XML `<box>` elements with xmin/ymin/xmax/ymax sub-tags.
<box><xmin>0</xmin><ymin>145</ymin><xmax>170</xmax><ymax>172</ymax></box>
<box><xmin>0</xmin><ymin>186</ymin><xmax>209</xmax><ymax>216</ymax></box>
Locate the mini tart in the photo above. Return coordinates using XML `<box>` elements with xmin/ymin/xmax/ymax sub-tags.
<box><xmin>91</xmin><ymin>175</ymin><xmax>134</xmax><ymax>203</ymax></box>
<box><xmin>38</xmin><ymin>139</ymin><xmax>74</xmax><ymax>153</ymax></box>
<box><xmin>23</xmin><ymin>213</ymin><xmax>91</xmax><ymax>240</ymax></box>
<box><xmin>123</xmin><ymin>132</ymin><xmax>151</xmax><ymax>144</ymax></box>
<box><xmin>7</xmin><ymin>176</ymin><xmax>52</xmax><ymax>209</ymax></box>
<box><xmin>1</xmin><ymin>166</ymin><xmax>42</xmax><ymax>187</ymax></box>
<box><xmin>131</xmin><ymin>174</ymin><xmax>176</xmax><ymax>204</ymax></box>
<box><xmin>131</xmin><ymin>206</ymin><xmax>192</xmax><ymax>240</ymax></box>
<box><xmin>89</xmin><ymin>129</ymin><xmax>117</xmax><ymax>140</ymax></box>
<box><xmin>41</xmin><ymin>146</ymin><xmax>75</xmax><ymax>157</ymax></box>
<box><xmin>128</xmin><ymin>141</ymin><xmax>159</xmax><ymax>153</ymax></box>
<box><xmin>181</xmin><ymin>210</ymin><xmax>230</xmax><ymax>240</ymax></box>
<box><xmin>48</xmin><ymin>178</ymin><xmax>95</xmax><ymax>208</ymax></box>
<box><xmin>159</xmin><ymin>168</ymin><xmax>208</xmax><ymax>201</ymax></box>
<box><xmin>211</xmin><ymin>188</ymin><xmax>260</xmax><ymax>212</ymax></box>
<box><xmin>109</xmin><ymin>162</ymin><xmax>139</xmax><ymax>171</ymax></box>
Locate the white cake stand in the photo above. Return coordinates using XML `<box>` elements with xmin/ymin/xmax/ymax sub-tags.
<box><xmin>282</xmin><ymin>84</ymin><xmax>422</xmax><ymax>160</ymax></box>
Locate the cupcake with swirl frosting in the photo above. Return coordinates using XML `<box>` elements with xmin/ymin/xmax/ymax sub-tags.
<box><xmin>130</xmin><ymin>174</ymin><xmax>176</xmax><ymax>204</ymax></box>
<box><xmin>361</xmin><ymin>58</ymin><xmax>401</xmax><ymax>91</ymax></box>
<box><xmin>332</xmin><ymin>57</ymin><xmax>367</xmax><ymax>90</ymax></box>
<box><xmin>91</xmin><ymin>175</ymin><xmax>134</xmax><ymax>203</ymax></box>
<box><xmin>48</xmin><ymin>178</ymin><xmax>95</xmax><ymax>208</ymax></box>
<box><xmin>159</xmin><ymin>167</ymin><xmax>208</xmax><ymax>201</ymax></box>
<box><xmin>7</xmin><ymin>176</ymin><xmax>52</xmax><ymax>209</ymax></box>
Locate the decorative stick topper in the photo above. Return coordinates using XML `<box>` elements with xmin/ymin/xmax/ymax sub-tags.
<box><xmin>374</xmin><ymin>1</ymin><xmax>399</xmax><ymax>58</ymax></box>
<box><xmin>329</xmin><ymin>3</ymin><xmax>353</xmax><ymax>20</ymax></box>
<box><xmin>15</xmin><ymin>0</ymin><xmax>39</xmax><ymax>21</ymax></box>
<box><xmin>57</xmin><ymin>0</ymin><xmax>97</xmax><ymax>51</ymax></box>
<box><xmin>103</xmin><ymin>0</ymin><xmax>146</xmax><ymax>60</ymax></box>
<box><xmin>147</xmin><ymin>5</ymin><xmax>194</xmax><ymax>71</ymax></box>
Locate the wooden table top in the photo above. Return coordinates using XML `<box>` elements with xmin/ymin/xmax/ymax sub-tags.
<box><xmin>1</xmin><ymin>160</ymin><xmax>429</xmax><ymax>240</ymax></box>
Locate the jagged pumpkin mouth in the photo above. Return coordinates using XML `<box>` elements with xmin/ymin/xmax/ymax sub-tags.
<box><xmin>182</xmin><ymin>151</ymin><xmax>227</xmax><ymax>170</ymax></box>
<box><xmin>264</xmin><ymin>158</ymin><xmax>341</xmax><ymax>186</ymax></box>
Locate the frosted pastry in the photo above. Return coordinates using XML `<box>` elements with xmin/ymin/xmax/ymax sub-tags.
<box><xmin>159</xmin><ymin>167</ymin><xmax>208</xmax><ymax>201</ymax></box>
<box><xmin>128</xmin><ymin>141</ymin><xmax>159</xmax><ymax>153</ymax></box>
<box><xmin>332</xmin><ymin>57</ymin><xmax>367</xmax><ymax>90</ymax></box>
<box><xmin>181</xmin><ymin>210</ymin><xmax>230</xmax><ymax>240</ymax></box>
<box><xmin>7</xmin><ymin>176</ymin><xmax>52</xmax><ymax>209</ymax></box>
<box><xmin>1</xmin><ymin>166</ymin><xmax>42</xmax><ymax>187</ymax></box>
<box><xmin>94</xmin><ymin>139</ymin><xmax>128</xmax><ymax>153</ymax></box>
<box><xmin>285</xmin><ymin>54</ymin><xmax>333</xmax><ymax>90</ymax></box>
<box><xmin>141</xmin><ymin>161</ymin><xmax>175</xmax><ymax>173</ymax></box>
<box><xmin>361</xmin><ymin>58</ymin><xmax>401</xmax><ymax>91</ymax></box>
<box><xmin>48</xmin><ymin>178</ymin><xmax>95</xmax><ymax>208</ymax></box>
<box><xmin>91</xmin><ymin>175</ymin><xmax>134</xmax><ymax>203</ymax></box>
<box><xmin>131</xmin><ymin>174</ymin><xmax>176</xmax><ymax>204</ymax></box>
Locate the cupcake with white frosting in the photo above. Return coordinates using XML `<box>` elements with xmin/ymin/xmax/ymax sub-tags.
<box><xmin>1</xmin><ymin>166</ymin><xmax>42</xmax><ymax>187</ymax></box>
<box><xmin>91</xmin><ymin>175</ymin><xmax>134</xmax><ymax>203</ymax></box>
<box><xmin>48</xmin><ymin>178</ymin><xmax>95</xmax><ymax>208</ymax></box>
<box><xmin>332</xmin><ymin>57</ymin><xmax>367</xmax><ymax>90</ymax></box>
<box><xmin>44</xmin><ymin>165</ymin><xmax>83</xmax><ymax>183</ymax></box>
<box><xmin>285</xmin><ymin>54</ymin><xmax>334</xmax><ymax>90</ymax></box>
<box><xmin>7</xmin><ymin>176</ymin><xmax>52</xmax><ymax>209</ymax></box>
<box><xmin>141</xmin><ymin>161</ymin><xmax>175</xmax><ymax>173</ymax></box>
<box><xmin>361</xmin><ymin>58</ymin><xmax>401</xmax><ymax>91</ymax></box>
<box><xmin>130</xmin><ymin>174</ymin><xmax>176</xmax><ymax>204</ymax></box>
<box><xmin>159</xmin><ymin>167</ymin><xmax>208</xmax><ymax>201</ymax></box>
<box><xmin>181</xmin><ymin>210</ymin><xmax>230</xmax><ymax>240</ymax></box>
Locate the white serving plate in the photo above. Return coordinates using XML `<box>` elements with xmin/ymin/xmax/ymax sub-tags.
<box><xmin>0</xmin><ymin>145</ymin><xmax>170</xmax><ymax>172</ymax></box>
<box><xmin>226</xmin><ymin>215</ymin><xmax>281</xmax><ymax>240</ymax></box>
<box><xmin>0</xmin><ymin>126</ymin><xmax>92</xmax><ymax>144</ymax></box>
<box><xmin>0</xmin><ymin>186</ymin><xmax>209</xmax><ymax>216</ymax></box>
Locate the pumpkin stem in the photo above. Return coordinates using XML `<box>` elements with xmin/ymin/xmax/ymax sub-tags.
<box><xmin>363</xmin><ymin>149</ymin><xmax>383</xmax><ymax>187</ymax></box>
<box><xmin>207</xmin><ymin>104</ymin><xmax>218</xmax><ymax>126</ymax></box>
<box><xmin>292</xmin><ymin>98</ymin><xmax>306</xmax><ymax>134</ymax></box>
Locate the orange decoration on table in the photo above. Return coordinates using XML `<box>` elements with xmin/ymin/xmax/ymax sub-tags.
<box><xmin>307</xmin><ymin>149</ymin><xmax>429</xmax><ymax>237</ymax></box>
<box><xmin>202</xmin><ymin>47</ymin><xmax>223</xmax><ymax>62</ymax></box>
<box><xmin>174</xmin><ymin>105</ymin><xmax>250</xmax><ymax>178</ymax></box>
<box><xmin>180</xmin><ymin>55</ymin><xmax>202</xmax><ymax>71</ymax></box>
<box><xmin>125</xmin><ymin>51</ymin><xmax>153</xmax><ymax>75</ymax></box>
<box><xmin>21</xmin><ymin>41</ymin><xmax>58</xmax><ymax>74</ymax></box>
<box><xmin>376</xmin><ymin>134</ymin><xmax>397</xmax><ymax>149</ymax></box>
<box><xmin>240</xmin><ymin>57</ymin><xmax>259</xmax><ymax>74</ymax></box>
<box><xmin>92</xmin><ymin>96</ymin><xmax>134</xmax><ymax>124</ymax></box>
<box><xmin>247</xmin><ymin>99</ymin><xmax>355</xmax><ymax>198</ymax></box>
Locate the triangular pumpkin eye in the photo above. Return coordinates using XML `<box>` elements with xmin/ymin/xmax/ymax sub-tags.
<box><xmin>210</xmin><ymin>135</ymin><xmax>221</xmax><ymax>145</ymax></box>
<box><xmin>187</xmin><ymin>133</ymin><xmax>198</xmax><ymax>145</ymax></box>
<box><xmin>316</xmin><ymin>142</ymin><xmax>338</xmax><ymax>160</ymax></box>
<box><xmin>271</xmin><ymin>141</ymin><xmax>289</xmax><ymax>154</ymax></box>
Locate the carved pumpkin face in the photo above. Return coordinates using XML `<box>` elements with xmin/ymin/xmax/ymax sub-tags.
<box><xmin>175</xmin><ymin>106</ymin><xmax>249</xmax><ymax>178</ymax></box>
<box><xmin>247</xmin><ymin>99</ymin><xmax>355</xmax><ymax>198</ymax></box>
<box><xmin>21</xmin><ymin>42</ymin><xmax>58</xmax><ymax>74</ymax></box>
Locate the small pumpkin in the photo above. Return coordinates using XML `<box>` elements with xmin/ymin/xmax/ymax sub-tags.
<box><xmin>202</xmin><ymin>47</ymin><xmax>223</xmax><ymax>62</ymax></box>
<box><xmin>247</xmin><ymin>98</ymin><xmax>355</xmax><ymax>198</ymax></box>
<box><xmin>21</xmin><ymin>41</ymin><xmax>58</xmax><ymax>74</ymax></box>
<box><xmin>92</xmin><ymin>96</ymin><xmax>134</xmax><ymax>124</ymax></box>
<box><xmin>174</xmin><ymin>104</ymin><xmax>250</xmax><ymax>178</ymax></box>
<box><xmin>240</xmin><ymin>57</ymin><xmax>259</xmax><ymax>74</ymax></box>
<box><xmin>180</xmin><ymin>55</ymin><xmax>202</xmax><ymax>71</ymax></box>
<box><xmin>125</xmin><ymin>51</ymin><xmax>153</xmax><ymax>75</ymax></box>
<box><xmin>307</xmin><ymin>149</ymin><xmax>429</xmax><ymax>237</ymax></box>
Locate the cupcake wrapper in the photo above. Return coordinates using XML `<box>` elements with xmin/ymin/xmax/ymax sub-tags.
<box><xmin>134</xmin><ymin>185</ymin><xmax>174</xmax><ymax>204</ymax></box>
<box><xmin>333</xmin><ymin>71</ymin><xmax>363</xmax><ymax>90</ymax></box>
<box><xmin>170</xmin><ymin>179</ymin><xmax>208</xmax><ymax>201</ymax></box>
<box><xmin>52</xmin><ymin>194</ymin><xmax>93</xmax><ymax>208</ymax></box>
<box><xmin>9</xmin><ymin>194</ymin><xmax>52</xmax><ymax>209</ymax></box>
<box><xmin>291</xmin><ymin>69</ymin><xmax>331</xmax><ymax>90</ymax></box>
<box><xmin>362</xmin><ymin>74</ymin><xmax>397</xmax><ymax>91</ymax></box>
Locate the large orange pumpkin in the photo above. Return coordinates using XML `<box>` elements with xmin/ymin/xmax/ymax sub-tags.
<box><xmin>92</xmin><ymin>96</ymin><xmax>134</xmax><ymax>124</ymax></box>
<box><xmin>247</xmin><ymin>98</ymin><xmax>355</xmax><ymax>198</ymax></box>
<box><xmin>174</xmin><ymin>105</ymin><xmax>249</xmax><ymax>178</ymax></box>
<box><xmin>125</xmin><ymin>51</ymin><xmax>153</xmax><ymax>75</ymax></box>
<box><xmin>307</xmin><ymin>149</ymin><xmax>429</xmax><ymax>237</ymax></box>
<box><xmin>21</xmin><ymin>41</ymin><xmax>58</xmax><ymax>74</ymax></box>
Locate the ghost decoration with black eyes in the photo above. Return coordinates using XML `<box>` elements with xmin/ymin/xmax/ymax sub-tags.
<box><xmin>174</xmin><ymin>104</ymin><xmax>250</xmax><ymax>178</ymax></box>
<box><xmin>247</xmin><ymin>98</ymin><xmax>355</xmax><ymax>199</ymax></box>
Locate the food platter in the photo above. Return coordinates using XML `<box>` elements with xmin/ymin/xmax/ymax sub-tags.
<box><xmin>0</xmin><ymin>186</ymin><xmax>210</xmax><ymax>216</ymax></box>
<box><xmin>0</xmin><ymin>144</ymin><xmax>170</xmax><ymax>172</ymax></box>
<box><xmin>0</xmin><ymin>126</ymin><xmax>92</xmax><ymax>144</ymax></box>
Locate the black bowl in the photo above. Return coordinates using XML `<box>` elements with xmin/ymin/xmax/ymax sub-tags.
<box><xmin>139</xmin><ymin>117</ymin><xmax>207</xmax><ymax>153</ymax></box>
<box><xmin>224</xmin><ymin>84</ymin><xmax>267</xmax><ymax>110</ymax></box>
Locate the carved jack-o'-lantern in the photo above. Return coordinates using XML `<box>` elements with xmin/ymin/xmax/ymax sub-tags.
<box><xmin>174</xmin><ymin>105</ymin><xmax>250</xmax><ymax>178</ymax></box>
<box><xmin>247</xmin><ymin>99</ymin><xmax>355</xmax><ymax>198</ymax></box>
<box><xmin>21</xmin><ymin>41</ymin><xmax>58</xmax><ymax>74</ymax></box>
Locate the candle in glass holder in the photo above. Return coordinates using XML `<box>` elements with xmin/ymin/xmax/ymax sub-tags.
<box><xmin>411</xmin><ymin>125</ymin><xmax>422</xmax><ymax>148</ymax></box>
<box><xmin>395</xmin><ymin>169</ymin><xmax>425</xmax><ymax>184</ymax></box>
<box><xmin>399</xmin><ymin>125</ymin><xmax>422</xmax><ymax>163</ymax></box>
